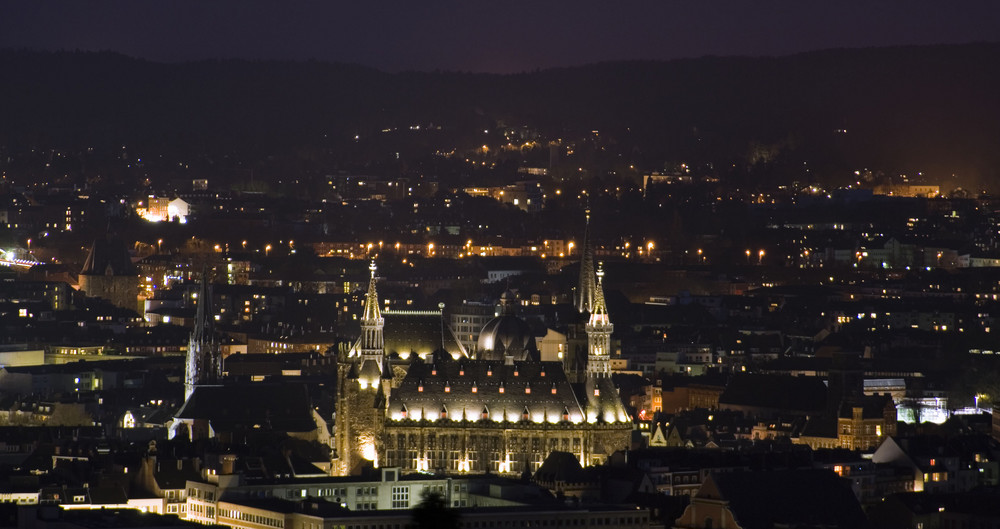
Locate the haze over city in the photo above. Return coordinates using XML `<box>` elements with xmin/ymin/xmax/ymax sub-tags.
<box><xmin>3</xmin><ymin>1</ymin><xmax>1000</xmax><ymax>72</ymax></box>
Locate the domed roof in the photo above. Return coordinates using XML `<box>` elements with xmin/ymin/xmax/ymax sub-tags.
<box><xmin>477</xmin><ymin>291</ymin><xmax>539</xmax><ymax>361</ymax></box>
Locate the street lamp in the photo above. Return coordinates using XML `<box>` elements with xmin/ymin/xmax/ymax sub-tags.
<box><xmin>157</xmin><ymin>239</ymin><xmax>163</xmax><ymax>253</ymax></box>
<box><xmin>758</xmin><ymin>249</ymin><xmax>765</xmax><ymax>264</ymax></box>
<box><xmin>745</xmin><ymin>249</ymin><xmax>751</xmax><ymax>264</ymax></box>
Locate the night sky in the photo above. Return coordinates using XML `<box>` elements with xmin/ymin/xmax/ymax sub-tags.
<box><xmin>2</xmin><ymin>1</ymin><xmax>1000</xmax><ymax>73</ymax></box>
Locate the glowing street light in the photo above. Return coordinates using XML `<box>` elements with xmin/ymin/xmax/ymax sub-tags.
<box><xmin>745</xmin><ymin>249</ymin><xmax>751</xmax><ymax>264</ymax></box>
<box><xmin>265</xmin><ymin>244</ymin><xmax>272</xmax><ymax>256</ymax></box>
<box><xmin>758</xmin><ymin>249</ymin><xmax>765</xmax><ymax>264</ymax></box>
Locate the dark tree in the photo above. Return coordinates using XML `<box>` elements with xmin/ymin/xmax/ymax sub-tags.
<box><xmin>411</xmin><ymin>490</ymin><xmax>459</xmax><ymax>529</ymax></box>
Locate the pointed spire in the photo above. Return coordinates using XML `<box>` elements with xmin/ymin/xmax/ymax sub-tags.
<box><xmin>585</xmin><ymin>262</ymin><xmax>613</xmax><ymax>378</ymax></box>
<box><xmin>192</xmin><ymin>267</ymin><xmax>214</xmax><ymax>343</ymax></box>
<box><xmin>355</xmin><ymin>259</ymin><xmax>385</xmax><ymax>380</ymax></box>
<box><xmin>576</xmin><ymin>208</ymin><xmax>596</xmax><ymax>313</ymax></box>
<box><xmin>363</xmin><ymin>260</ymin><xmax>382</xmax><ymax>322</ymax></box>
<box><xmin>591</xmin><ymin>262</ymin><xmax>608</xmax><ymax>320</ymax></box>
<box><xmin>185</xmin><ymin>268</ymin><xmax>220</xmax><ymax>401</ymax></box>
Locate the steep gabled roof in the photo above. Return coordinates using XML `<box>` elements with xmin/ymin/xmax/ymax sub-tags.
<box><xmin>382</xmin><ymin>311</ymin><xmax>466</xmax><ymax>358</ymax></box>
<box><xmin>703</xmin><ymin>469</ymin><xmax>869</xmax><ymax>529</ymax></box>
<box><xmin>719</xmin><ymin>374</ymin><xmax>827</xmax><ymax>414</ymax></box>
<box><xmin>388</xmin><ymin>356</ymin><xmax>588</xmax><ymax>424</ymax></box>
<box><xmin>80</xmin><ymin>235</ymin><xmax>137</xmax><ymax>276</ymax></box>
<box><xmin>175</xmin><ymin>383</ymin><xmax>316</xmax><ymax>433</ymax></box>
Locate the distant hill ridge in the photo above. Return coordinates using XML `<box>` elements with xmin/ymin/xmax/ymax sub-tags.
<box><xmin>1</xmin><ymin>43</ymin><xmax>998</xmax><ymax>182</ymax></box>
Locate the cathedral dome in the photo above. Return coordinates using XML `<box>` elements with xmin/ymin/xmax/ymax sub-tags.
<box><xmin>477</xmin><ymin>291</ymin><xmax>538</xmax><ymax>361</ymax></box>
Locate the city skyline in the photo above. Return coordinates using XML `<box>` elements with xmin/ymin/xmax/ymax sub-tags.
<box><xmin>3</xmin><ymin>10</ymin><xmax>1000</xmax><ymax>528</ymax></box>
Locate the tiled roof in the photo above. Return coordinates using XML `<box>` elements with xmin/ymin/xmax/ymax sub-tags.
<box><xmin>174</xmin><ymin>383</ymin><xmax>316</xmax><ymax>433</ymax></box>
<box><xmin>80</xmin><ymin>236</ymin><xmax>137</xmax><ymax>276</ymax></box>
<box><xmin>382</xmin><ymin>311</ymin><xmax>466</xmax><ymax>358</ymax></box>
<box><xmin>388</xmin><ymin>356</ymin><xmax>590</xmax><ymax>424</ymax></box>
<box><xmin>707</xmin><ymin>469</ymin><xmax>868</xmax><ymax>529</ymax></box>
<box><xmin>719</xmin><ymin>374</ymin><xmax>827</xmax><ymax>413</ymax></box>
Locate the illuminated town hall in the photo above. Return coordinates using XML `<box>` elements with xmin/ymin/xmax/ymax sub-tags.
<box><xmin>333</xmin><ymin>254</ymin><xmax>632</xmax><ymax>476</ymax></box>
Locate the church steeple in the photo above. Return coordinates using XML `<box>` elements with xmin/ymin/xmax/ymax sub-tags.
<box><xmin>362</xmin><ymin>260</ymin><xmax>383</xmax><ymax>326</ymax></box>
<box><xmin>585</xmin><ymin>263</ymin><xmax>613</xmax><ymax>378</ymax></box>
<box><xmin>576</xmin><ymin>208</ymin><xmax>596</xmax><ymax>314</ymax></box>
<box><xmin>185</xmin><ymin>270</ymin><xmax>220</xmax><ymax>400</ymax></box>
<box><xmin>355</xmin><ymin>260</ymin><xmax>385</xmax><ymax>381</ymax></box>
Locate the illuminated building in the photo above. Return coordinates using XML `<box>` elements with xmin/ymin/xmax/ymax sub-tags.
<box><xmin>334</xmin><ymin>252</ymin><xmax>631</xmax><ymax>476</ymax></box>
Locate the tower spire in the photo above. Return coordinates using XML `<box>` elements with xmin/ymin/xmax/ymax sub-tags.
<box><xmin>185</xmin><ymin>268</ymin><xmax>220</xmax><ymax>400</ymax></box>
<box><xmin>576</xmin><ymin>208</ymin><xmax>596</xmax><ymax>313</ymax></box>
<box><xmin>362</xmin><ymin>260</ymin><xmax>382</xmax><ymax>323</ymax></box>
<box><xmin>585</xmin><ymin>262</ymin><xmax>613</xmax><ymax>378</ymax></box>
<box><xmin>356</xmin><ymin>259</ymin><xmax>385</xmax><ymax>372</ymax></box>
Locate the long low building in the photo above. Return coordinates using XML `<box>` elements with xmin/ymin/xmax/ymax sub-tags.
<box><xmin>184</xmin><ymin>466</ymin><xmax>651</xmax><ymax>529</ymax></box>
<box><xmin>215</xmin><ymin>497</ymin><xmax>650</xmax><ymax>529</ymax></box>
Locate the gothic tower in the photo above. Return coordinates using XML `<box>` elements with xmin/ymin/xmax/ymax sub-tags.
<box><xmin>79</xmin><ymin>230</ymin><xmax>140</xmax><ymax>312</ymax></box>
<box><xmin>585</xmin><ymin>263</ymin><xmax>613</xmax><ymax>378</ymax></box>
<box><xmin>184</xmin><ymin>272</ymin><xmax>220</xmax><ymax>401</ymax></box>
<box><xmin>583</xmin><ymin>263</ymin><xmax>627</xmax><ymax>428</ymax></box>
<box><xmin>334</xmin><ymin>260</ymin><xmax>388</xmax><ymax>475</ymax></box>
<box><xmin>357</xmin><ymin>260</ymin><xmax>386</xmax><ymax>379</ymax></box>
<box><xmin>575</xmin><ymin>209</ymin><xmax>596</xmax><ymax>314</ymax></box>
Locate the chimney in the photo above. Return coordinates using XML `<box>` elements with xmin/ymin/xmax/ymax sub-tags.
<box><xmin>221</xmin><ymin>454</ymin><xmax>237</xmax><ymax>475</ymax></box>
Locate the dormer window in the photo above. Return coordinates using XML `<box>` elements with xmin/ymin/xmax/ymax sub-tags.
<box><xmin>472</xmin><ymin>383</ymin><xmax>478</xmax><ymax>393</ymax></box>
<box><xmin>540</xmin><ymin>370</ymin><xmax>545</xmax><ymax>377</ymax></box>
<box><xmin>525</xmin><ymin>386</ymin><xmax>531</xmax><ymax>394</ymax></box>
<box><xmin>513</xmin><ymin>369</ymin><xmax>519</xmax><ymax>377</ymax></box>
<box><xmin>418</xmin><ymin>382</ymin><xmax>424</xmax><ymax>392</ymax></box>
<box><xmin>459</xmin><ymin>368</ymin><xmax>465</xmax><ymax>376</ymax></box>
<box><xmin>487</xmin><ymin>369</ymin><xmax>492</xmax><ymax>376</ymax></box>
<box><xmin>551</xmin><ymin>385</ymin><xmax>557</xmax><ymax>395</ymax></box>
<box><xmin>444</xmin><ymin>382</ymin><xmax>451</xmax><ymax>393</ymax></box>
<box><xmin>594</xmin><ymin>388</ymin><xmax>600</xmax><ymax>396</ymax></box>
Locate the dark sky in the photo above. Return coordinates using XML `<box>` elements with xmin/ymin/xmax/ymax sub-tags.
<box><xmin>3</xmin><ymin>1</ymin><xmax>1000</xmax><ymax>73</ymax></box>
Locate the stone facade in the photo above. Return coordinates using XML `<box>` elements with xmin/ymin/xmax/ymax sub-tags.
<box><xmin>78</xmin><ymin>273</ymin><xmax>140</xmax><ymax>312</ymax></box>
<box><xmin>382</xmin><ymin>421</ymin><xmax>630</xmax><ymax>474</ymax></box>
<box><xmin>332</xmin><ymin>258</ymin><xmax>633</xmax><ymax>477</ymax></box>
